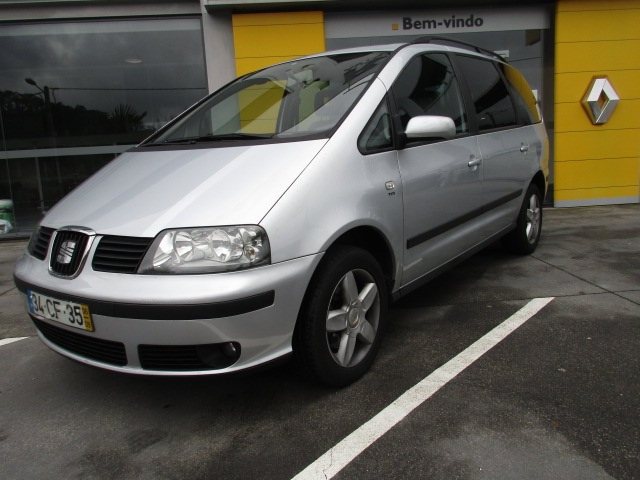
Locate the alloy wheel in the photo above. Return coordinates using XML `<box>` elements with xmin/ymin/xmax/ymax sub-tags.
<box><xmin>325</xmin><ymin>269</ymin><xmax>380</xmax><ymax>368</ymax></box>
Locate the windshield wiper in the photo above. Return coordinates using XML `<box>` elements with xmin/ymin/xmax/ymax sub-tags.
<box><xmin>158</xmin><ymin>133</ymin><xmax>272</xmax><ymax>145</ymax></box>
<box><xmin>199</xmin><ymin>133</ymin><xmax>273</xmax><ymax>141</ymax></box>
<box><xmin>160</xmin><ymin>138</ymin><xmax>197</xmax><ymax>145</ymax></box>
<box><xmin>154</xmin><ymin>133</ymin><xmax>273</xmax><ymax>146</ymax></box>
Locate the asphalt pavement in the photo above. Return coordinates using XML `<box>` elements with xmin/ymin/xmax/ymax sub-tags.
<box><xmin>0</xmin><ymin>204</ymin><xmax>639</xmax><ymax>480</ymax></box>
<box><xmin>0</xmin><ymin>239</ymin><xmax>32</xmax><ymax>340</ymax></box>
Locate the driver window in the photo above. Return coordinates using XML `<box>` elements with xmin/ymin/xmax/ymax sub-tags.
<box><xmin>391</xmin><ymin>54</ymin><xmax>468</xmax><ymax>134</ymax></box>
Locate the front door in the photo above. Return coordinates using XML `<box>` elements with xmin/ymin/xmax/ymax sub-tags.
<box><xmin>391</xmin><ymin>53</ymin><xmax>483</xmax><ymax>288</ymax></box>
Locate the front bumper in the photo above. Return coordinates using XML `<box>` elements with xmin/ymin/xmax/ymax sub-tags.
<box><xmin>14</xmin><ymin>252</ymin><xmax>321</xmax><ymax>375</ymax></box>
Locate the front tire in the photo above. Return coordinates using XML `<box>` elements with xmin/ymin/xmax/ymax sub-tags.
<box><xmin>502</xmin><ymin>183</ymin><xmax>543</xmax><ymax>255</ymax></box>
<box><xmin>294</xmin><ymin>246</ymin><xmax>388</xmax><ymax>387</ymax></box>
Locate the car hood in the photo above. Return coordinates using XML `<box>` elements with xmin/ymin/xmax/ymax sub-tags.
<box><xmin>43</xmin><ymin>140</ymin><xmax>327</xmax><ymax>237</ymax></box>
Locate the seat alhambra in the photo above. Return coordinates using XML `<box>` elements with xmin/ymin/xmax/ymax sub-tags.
<box><xmin>14</xmin><ymin>37</ymin><xmax>549</xmax><ymax>386</ymax></box>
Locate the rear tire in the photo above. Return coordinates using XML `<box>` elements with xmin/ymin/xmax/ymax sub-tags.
<box><xmin>294</xmin><ymin>246</ymin><xmax>388</xmax><ymax>387</ymax></box>
<box><xmin>502</xmin><ymin>184</ymin><xmax>543</xmax><ymax>255</ymax></box>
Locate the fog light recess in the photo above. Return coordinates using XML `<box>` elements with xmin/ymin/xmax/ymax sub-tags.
<box><xmin>196</xmin><ymin>342</ymin><xmax>241</xmax><ymax>368</ymax></box>
<box><xmin>138</xmin><ymin>342</ymin><xmax>242</xmax><ymax>371</ymax></box>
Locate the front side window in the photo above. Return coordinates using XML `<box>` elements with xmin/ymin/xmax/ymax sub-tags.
<box><xmin>455</xmin><ymin>55</ymin><xmax>517</xmax><ymax>131</ymax></box>
<box><xmin>391</xmin><ymin>53</ymin><xmax>468</xmax><ymax>134</ymax></box>
<box><xmin>148</xmin><ymin>51</ymin><xmax>390</xmax><ymax>145</ymax></box>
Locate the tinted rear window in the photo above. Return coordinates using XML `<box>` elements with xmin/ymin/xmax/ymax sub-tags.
<box><xmin>455</xmin><ymin>55</ymin><xmax>517</xmax><ymax>131</ymax></box>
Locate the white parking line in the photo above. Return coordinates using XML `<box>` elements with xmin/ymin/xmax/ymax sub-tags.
<box><xmin>0</xmin><ymin>337</ymin><xmax>28</xmax><ymax>347</ymax></box>
<box><xmin>292</xmin><ymin>297</ymin><xmax>555</xmax><ymax>480</ymax></box>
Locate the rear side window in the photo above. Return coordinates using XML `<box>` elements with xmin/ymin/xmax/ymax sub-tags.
<box><xmin>501</xmin><ymin>63</ymin><xmax>542</xmax><ymax>124</ymax></box>
<box><xmin>455</xmin><ymin>55</ymin><xmax>517</xmax><ymax>131</ymax></box>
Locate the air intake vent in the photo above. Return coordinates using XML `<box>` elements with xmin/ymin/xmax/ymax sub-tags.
<box><xmin>138</xmin><ymin>343</ymin><xmax>240</xmax><ymax>371</ymax></box>
<box><xmin>28</xmin><ymin>226</ymin><xmax>55</xmax><ymax>260</ymax></box>
<box><xmin>32</xmin><ymin>318</ymin><xmax>127</xmax><ymax>366</ymax></box>
<box><xmin>92</xmin><ymin>236</ymin><xmax>153</xmax><ymax>274</ymax></box>
<box><xmin>50</xmin><ymin>229</ymin><xmax>93</xmax><ymax>278</ymax></box>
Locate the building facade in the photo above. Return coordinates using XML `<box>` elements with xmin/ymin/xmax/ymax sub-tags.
<box><xmin>1</xmin><ymin>0</ymin><xmax>638</xmax><ymax>235</ymax></box>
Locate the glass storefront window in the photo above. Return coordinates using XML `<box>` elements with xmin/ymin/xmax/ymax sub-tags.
<box><xmin>0</xmin><ymin>18</ymin><xmax>208</xmax><ymax>234</ymax></box>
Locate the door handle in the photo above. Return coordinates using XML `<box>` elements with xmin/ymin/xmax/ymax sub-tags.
<box><xmin>520</xmin><ymin>144</ymin><xmax>529</xmax><ymax>153</ymax></box>
<box><xmin>468</xmin><ymin>156</ymin><xmax>482</xmax><ymax>168</ymax></box>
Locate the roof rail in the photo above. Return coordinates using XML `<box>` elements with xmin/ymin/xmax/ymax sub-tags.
<box><xmin>410</xmin><ymin>36</ymin><xmax>507</xmax><ymax>62</ymax></box>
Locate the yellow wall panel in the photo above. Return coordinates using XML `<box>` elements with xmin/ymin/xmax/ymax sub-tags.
<box><xmin>555</xmin><ymin>1</ymin><xmax>640</xmax><ymax>206</ymax></box>
<box><xmin>232</xmin><ymin>11</ymin><xmax>325</xmax><ymax>77</ymax></box>
<box><xmin>234</xmin><ymin>23</ymin><xmax>325</xmax><ymax>59</ymax></box>
<box><xmin>555</xmin><ymin>186</ymin><xmax>639</xmax><ymax>202</ymax></box>
<box><xmin>556</xmin><ymin>40</ymin><xmax>640</xmax><ymax>73</ymax></box>
<box><xmin>233</xmin><ymin>11</ymin><xmax>323</xmax><ymax>27</ymax></box>
<box><xmin>555</xmin><ymin>130</ymin><xmax>640</xmax><ymax>162</ymax></box>
<box><xmin>556</xmin><ymin>8</ymin><xmax>640</xmax><ymax>42</ymax></box>
<box><xmin>554</xmin><ymin>157</ymin><xmax>639</xmax><ymax>190</ymax></box>
<box><xmin>555</xmin><ymin>70</ymin><xmax>640</xmax><ymax>104</ymax></box>
<box><xmin>558</xmin><ymin>0</ymin><xmax>640</xmax><ymax>12</ymax></box>
<box><xmin>555</xmin><ymin>101</ymin><xmax>640</xmax><ymax>132</ymax></box>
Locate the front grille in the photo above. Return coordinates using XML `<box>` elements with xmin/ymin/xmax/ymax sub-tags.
<box><xmin>32</xmin><ymin>318</ymin><xmax>128</xmax><ymax>366</ymax></box>
<box><xmin>28</xmin><ymin>227</ymin><xmax>55</xmax><ymax>260</ymax></box>
<box><xmin>50</xmin><ymin>230</ymin><xmax>91</xmax><ymax>277</ymax></box>
<box><xmin>139</xmin><ymin>343</ymin><xmax>240</xmax><ymax>371</ymax></box>
<box><xmin>92</xmin><ymin>236</ymin><xmax>153</xmax><ymax>274</ymax></box>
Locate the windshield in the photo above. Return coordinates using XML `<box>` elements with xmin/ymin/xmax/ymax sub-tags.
<box><xmin>146</xmin><ymin>51</ymin><xmax>390</xmax><ymax>145</ymax></box>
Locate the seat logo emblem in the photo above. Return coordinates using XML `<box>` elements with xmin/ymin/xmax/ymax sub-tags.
<box><xmin>57</xmin><ymin>240</ymin><xmax>77</xmax><ymax>265</ymax></box>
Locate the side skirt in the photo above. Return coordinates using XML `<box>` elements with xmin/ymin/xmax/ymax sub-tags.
<box><xmin>391</xmin><ymin>224</ymin><xmax>515</xmax><ymax>302</ymax></box>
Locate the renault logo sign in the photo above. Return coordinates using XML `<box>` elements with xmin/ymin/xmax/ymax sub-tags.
<box><xmin>582</xmin><ymin>77</ymin><xmax>619</xmax><ymax>125</ymax></box>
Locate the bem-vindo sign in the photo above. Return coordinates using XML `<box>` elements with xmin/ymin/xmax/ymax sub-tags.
<box><xmin>398</xmin><ymin>15</ymin><xmax>484</xmax><ymax>31</ymax></box>
<box><xmin>324</xmin><ymin>7</ymin><xmax>550</xmax><ymax>39</ymax></box>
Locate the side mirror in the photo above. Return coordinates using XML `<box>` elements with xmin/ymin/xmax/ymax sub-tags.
<box><xmin>405</xmin><ymin>115</ymin><xmax>456</xmax><ymax>140</ymax></box>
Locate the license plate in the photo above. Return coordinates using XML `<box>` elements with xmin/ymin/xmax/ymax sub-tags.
<box><xmin>27</xmin><ymin>290</ymin><xmax>94</xmax><ymax>332</ymax></box>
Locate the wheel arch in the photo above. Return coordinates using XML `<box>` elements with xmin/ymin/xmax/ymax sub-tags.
<box><xmin>292</xmin><ymin>236</ymin><xmax>392</xmax><ymax>386</ymax></box>
<box><xmin>531</xmin><ymin>170</ymin><xmax>547</xmax><ymax>203</ymax></box>
<box><xmin>293</xmin><ymin>225</ymin><xmax>396</xmax><ymax>338</ymax></box>
<box><xmin>326</xmin><ymin>226</ymin><xmax>396</xmax><ymax>295</ymax></box>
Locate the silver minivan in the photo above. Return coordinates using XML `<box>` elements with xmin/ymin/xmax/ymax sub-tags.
<box><xmin>14</xmin><ymin>38</ymin><xmax>549</xmax><ymax>386</ymax></box>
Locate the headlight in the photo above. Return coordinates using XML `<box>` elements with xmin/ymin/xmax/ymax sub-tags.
<box><xmin>138</xmin><ymin>226</ymin><xmax>270</xmax><ymax>274</ymax></box>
